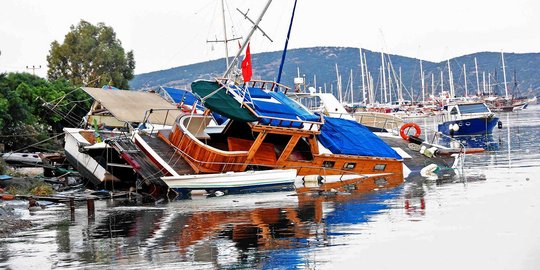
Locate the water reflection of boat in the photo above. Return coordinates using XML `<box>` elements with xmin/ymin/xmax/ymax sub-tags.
<box><xmin>80</xmin><ymin>179</ymin><xmax>405</xmax><ymax>268</ymax></box>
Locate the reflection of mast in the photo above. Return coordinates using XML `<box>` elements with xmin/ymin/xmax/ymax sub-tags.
<box><xmin>507</xmin><ymin>114</ymin><xmax>511</xmax><ymax>168</ymax></box>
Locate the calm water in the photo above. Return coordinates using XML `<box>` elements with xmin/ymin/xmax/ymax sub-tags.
<box><xmin>1</xmin><ymin>106</ymin><xmax>540</xmax><ymax>270</ymax></box>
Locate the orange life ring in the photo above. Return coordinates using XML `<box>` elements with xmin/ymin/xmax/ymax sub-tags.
<box><xmin>400</xmin><ymin>122</ymin><xmax>421</xmax><ymax>141</ymax></box>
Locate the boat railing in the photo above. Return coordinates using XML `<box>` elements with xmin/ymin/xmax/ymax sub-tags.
<box><xmin>242</xmin><ymin>104</ymin><xmax>324</xmax><ymax>134</ymax></box>
<box><xmin>216</xmin><ymin>77</ymin><xmax>291</xmax><ymax>93</ymax></box>
<box><xmin>162</xmin><ymin>139</ymin><xmax>386</xmax><ymax>177</ymax></box>
<box><xmin>141</xmin><ymin>108</ymin><xmax>182</xmax><ymax>135</ymax></box>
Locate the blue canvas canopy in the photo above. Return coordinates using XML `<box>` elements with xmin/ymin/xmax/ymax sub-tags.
<box><xmin>162</xmin><ymin>87</ymin><xmax>202</xmax><ymax>108</ymax></box>
<box><xmin>318</xmin><ymin>117</ymin><xmax>402</xmax><ymax>159</ymax></box>
<box><xmin>162</xmin><ymin>86</ymin><xmax>228</xmax><ymax>125</ymax></box>
<box><xmin>268</xmin><ymin>91</ymin><xmax>319</xmax><ymax>122</ymax></box>
<box><xmin>243</xmin><ymin>87</ymin><xmax>318</xmax><ymax>128</ymax></box>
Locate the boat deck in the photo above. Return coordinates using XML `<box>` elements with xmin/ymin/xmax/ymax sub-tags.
<box><xmin>140</xmin><ymin>131</ymin><xmax>195</xmax><ymax>175</ymax></box>
<box><xmin>109</xmin><ymin>137</ymin><xmax>169</xmax><ymax>187</ymax></box>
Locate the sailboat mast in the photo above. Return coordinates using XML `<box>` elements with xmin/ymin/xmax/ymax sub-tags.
<box><xmin>276</xmin><ymin>0</ymin><xmax>298</xmax><ymax>84</ymax></box>
<box><xmin>220</xmin><ymin>0</ymin><xmax>230</xmax><ymax>68</ymax></box>
<box><xmin>501</xmin><ymin>51</ymin><xmax>509</xmax><ymax>99</ymax></box>
<box><xmin>447</xmin><ymin>60</ymin><xmax>454</xmax><ymax>98</ymax></box>
<box><xmin>350</xmin><ymin>69</ymin><xmax>354</xmax><ymax>104</ymax></box>
<box><xmin>387</xmin><ymin>64</ymin><xmax>392</xmax><ymax>104</ymax></box>
<box><xmin>381</xmin><ymin>52</ymin><xmax>387</xmax><ymax>103</ymax></box>
<box><xmin>474</xmin><ymin>57</ymin><xmax>480</xmax><ymax>96</ymax></box>
<box><xmin>335</xmin><ymin>64</ymin><xmax>342</xmax><ymax>103</ymax></box>
<box><xmin>420</xmin><ymin>60</ymin><xmax>425</xmax><ymax>103</ymax></box>
<box><xmin>223</xmin><ymin>0</ymin><xmax>273</xmax><ymax>78</ymax></box>
<box><xmin>440</xmin><ymin>70</ymin><xmax>444</xmax><ymax>96</ymax></box>
<box><xmin>364</xmin><ymin>52</ymin><xmax>373</xmax><ymax>104</ymax></box>
<box><xmin>398</xmin><ymin>67</ymin><xmax>403</xmax><ymax>104</ymax></box>
<box><xmin>463</xmin><ymin>63</ymin><xmax>468</xmax><ymax>97</ymax></box>
<box><xmin>359</xmin><ymin>48</ymin><xmax>367</xmax><ymax>104</ymax></box>
<box><xmin>482</xmin><ymin>71</ymin><xmax>486</xmax><ymax>94</ymax></box>
<box><xmin>431</xmin><ymin>73</ymin><xmax>435</xmax><ymax>97</ymax></box>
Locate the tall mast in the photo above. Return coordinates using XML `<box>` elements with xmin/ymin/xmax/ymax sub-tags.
<box><xmin>398</xmin><ymin>67</ymin><xmax>403</xmax><ymax>104</ymax></box>
<box><xmin>350</xmin><ymin>69</ymin><xmax>354</xmax><ymax>104</ymax></box>
<box><xmin>501</xmin><ymin>51</ymin><xmax>509</xmax><ymax>99</ymax></box>
<box><xmin>369</xmin><ymin>73</ymin><xmax>375</xmax><ymax>104</ymax></box>
<box><xmin>447</xmin><ymin>60</ymin><xmax>454</xmax><ymax>98</ymax></box>
<box><xmin>359</xmin><ymin>48</ymin><xmax>367</xmax><ymax>104</ymax></box>
<box><xmin>223</xmin><ymin>0</ymin><xmax>273</xmax><ymax>78</ymax></box>
<box><xmin>335</xmin><ymin>63</ymin><xmax>342</xmax><ymax>103</ymax></box>
<box><xmin>440</xmin><ymin>70</ymin><xmax>444</xmax><ymax>95</ymax></box>
<box><xmin>474</xmin><ymin>57</ymin><xmax>480</xmax><ymax>96</ymax></box>
<box><xmin>220</xmin><ymin>0</ymin><xmax>230</xmax><ymax>68</ymax></box>
<box><xmin>364</xmin><ymin>52</ymin><xmax>373</xmax><ymax>104</ymax></box>
<box><xmin>482</xmin><ymin>71</ymin><xmax>486</xmax><ymax>94</ymax></box>
<box><xmin>463</xmin><ymin>63</ymin><xmax>468</xmax><ymax>97</ymax></box>
<box><xmin>420</xmin><ymin>60</ymin><xmax>425</xmax><ymax>103</ymax></box>
<box><xmin>381</xmin><ymin>52</ymin><xmax>387</xmax><ymax>103</ymax></box>
<box><xmin>276</xmin><ymin>0</ymin><xmax>298</xmax><ymax>84</ymax></box>
<box><xmin>431</xmin><ymin>73</ymin><xmax>435</xmax><ymax>97</ymax></box>
<box><xmin>488</xmin><ymin>73</ymin><xmax>492</xmax><ymax>95</ymax></box>
<box><xmin>387</xmin><ymin>64</ymin><xmax>392</xmax><ymax>103</ymax></box>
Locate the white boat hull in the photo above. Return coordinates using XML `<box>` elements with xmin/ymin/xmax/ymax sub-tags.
<box><xmin>162</xmin><ymin>169</ymin><xmax>297</xmax><ymax>194</ymax></box>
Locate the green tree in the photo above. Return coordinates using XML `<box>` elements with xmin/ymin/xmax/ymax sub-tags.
<box><xmin>0</xmin><ymin>72</ymin><xmax>91</xmax><ymax>151</ymax></box>
<box><xmin>47</xmin><ymin>20</ymin><xmax>135</xmax><ymax>89</ymax></box>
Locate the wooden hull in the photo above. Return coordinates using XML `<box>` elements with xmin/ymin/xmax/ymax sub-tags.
<box><xmin>163</xmin><ymin>115</ymin><xmax>404</xmax><ymax>184</ymax></box>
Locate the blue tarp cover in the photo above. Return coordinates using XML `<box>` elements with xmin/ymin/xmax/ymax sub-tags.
<box><xmin>318</xmin><ymin>117</ymin><xmax>402</xmax><ymax>159</ymax></box>
<box><xmin>268</xmin><ymin>91</ymin><xmax>319</xmax><ymax>122</ymax></box>
<box><xmin>252</xmin><ymin>98</ymin><xmax>303</xmax><ymax>128</ymax></box>
<box><xmin>163</xmin><ymin>86</ymin><xmax>228</xmax><ymax>124</ymax></box>
<box><xmin>247</xmin><ymin>87</ymin><xmax>272</xmax><ymax>99</ymax></box>
<box><xmin>162</xmin><ymin>87</ymin><xmax>201</xmax><ymax>107</ymax></box>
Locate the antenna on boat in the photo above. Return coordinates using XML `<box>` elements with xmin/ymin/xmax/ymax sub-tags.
<box><xmin>223</xmin><ymin>0</ymin><xmax>273</xmax><ymax>79</ymax></box>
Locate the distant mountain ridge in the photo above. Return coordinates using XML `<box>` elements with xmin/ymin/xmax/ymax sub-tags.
<box><xmin>130</xmin><ymin>47</ymin><xmax>540</xmax><ymax>100</ymax></box>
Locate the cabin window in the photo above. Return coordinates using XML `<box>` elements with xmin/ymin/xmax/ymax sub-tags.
<box><xmin>450</xmin><ymin>107</ymin><xmax>458</xmax><ymax>115</ymax></box>
<box><xmin>374</xmin><ymin>164</ymin><xmax>386</xmax><ymax>171</ymax></box>
<box><xmin>343</xmin><ymin>162</ymin><xmax>356</xmax><ymax>170</ymax></box>
<box><xmin>374</xmin><ymin>178</ymin><xmax>388</xmax><ymax>186</ymax></box>
<box><xmin>322</xmin><ymin>161</ymin><xmax>335</xmax><ymax>168</ymax></box>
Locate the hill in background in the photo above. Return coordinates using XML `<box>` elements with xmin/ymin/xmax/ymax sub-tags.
<box><xmin>130</xmin><ymin>47</ymin><xmax>540</xmax><ymax>101</ymax></box>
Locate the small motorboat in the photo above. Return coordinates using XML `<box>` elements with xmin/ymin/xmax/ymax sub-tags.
<box><xmin>437</xmin><ymin>102</ymin><xmax>499</xmax><ymax>136</ymax></box>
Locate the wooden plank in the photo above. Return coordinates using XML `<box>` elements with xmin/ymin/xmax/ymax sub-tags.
<box><xmin>276</xmin><ymin>134</ymin><xmax>301</xmax><ymax>165</ymax></box>
<box><xmin>227</xmin><ymin>137</ymin><xmax>277</xmax><ymax>166</ymax></box>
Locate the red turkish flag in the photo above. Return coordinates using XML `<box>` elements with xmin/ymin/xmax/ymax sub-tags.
<box><xmin>241</xmin><ymin>43</ymin><xmax>252</xmax><ymax>82</ymax></box>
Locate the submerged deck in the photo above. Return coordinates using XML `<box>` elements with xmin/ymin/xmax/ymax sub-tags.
<box><xmin>139</xmin><ymin>131</ymin><xmax>195</xmax><ymax>175</ymax></box>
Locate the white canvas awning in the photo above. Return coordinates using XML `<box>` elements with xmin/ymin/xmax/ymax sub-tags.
<box><xmin>82</xmin><ymin>87</ymin><xmax>183</xmax><ymax>126</ymax></box>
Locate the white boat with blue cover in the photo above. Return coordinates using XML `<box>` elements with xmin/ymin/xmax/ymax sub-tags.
<box><xmin>437</xmin><ymin>102</ymin><xmax>499</xmax><ymax>136</ymax></box>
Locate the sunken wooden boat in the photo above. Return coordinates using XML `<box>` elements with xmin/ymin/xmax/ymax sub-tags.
<box><xmin>134</xmin><ymin>79</ymin><xmax>405</xmax><ymax>195</ymax></box>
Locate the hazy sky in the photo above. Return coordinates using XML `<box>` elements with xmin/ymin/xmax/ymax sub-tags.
<box><xmin>1</xmin><ymin>0</ymin><xmax>539</xmax><ymax>78</ymax></box>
